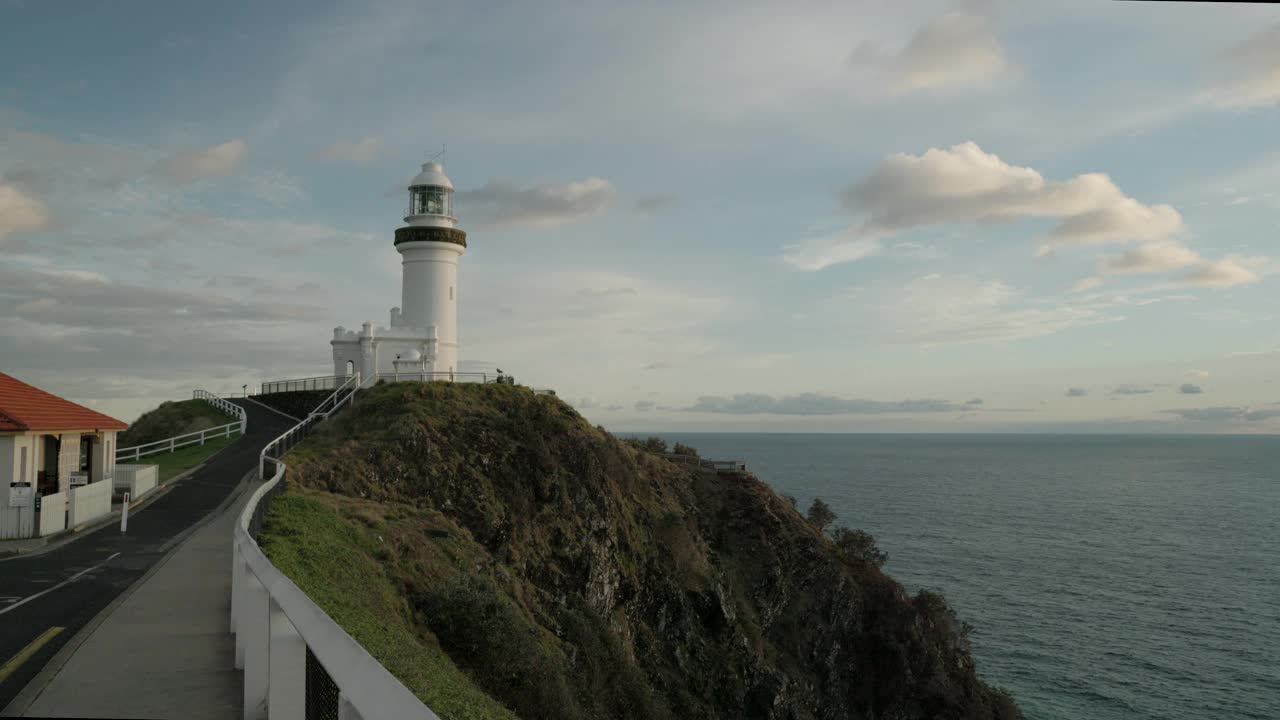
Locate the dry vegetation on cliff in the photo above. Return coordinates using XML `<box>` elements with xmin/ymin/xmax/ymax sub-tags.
<box><xmin>259</xmin><ymin>381</ymin><xmax>1021</xmax><ymax>720</ymax></box>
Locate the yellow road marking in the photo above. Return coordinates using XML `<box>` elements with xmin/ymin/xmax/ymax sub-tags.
<box><xmin>0</xmin><ymin>626</ymin><xmax>65</xmax><ymax>684</ymax></box>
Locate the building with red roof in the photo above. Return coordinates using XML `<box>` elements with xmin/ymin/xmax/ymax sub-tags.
<box><xmin>1</xmin><ymin>372</ymin><xmax>128</xmax><ymax>540</ymax></box>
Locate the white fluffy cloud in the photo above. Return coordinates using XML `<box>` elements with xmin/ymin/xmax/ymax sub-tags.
<box><xmin>1100</xmin><ymin>243</ymin><xmax>1202</xmax><ymax>274</ymax></box>
<box><xmin>158</xmin><ymin>139</ymin><xmax>248</xmax><ymax>183</ymax></box>
<box><xmin>0</xmin><ymin>183</ymin><xmax>49</xmax><ymax>244</ymax></box>
<box><xmin>859</xmin><ymin>12</ymin><xmax>1016</xmax><ymax>96</ymax></box>
<box><xmin>787</xmin><ymin>142</ymin><xmax>1183</xmax><ymax>271</ymax></box>
<box><xmin>1180</xmin><ymin>257</ymin><xmax>1263</xmax><ymax>288</ymax></box>
<box><xmin>1208</xmin><ymin>23</ymin><xmax>1280</xmax><ymax>108</ymax></box>
<box><xmin>1093</xmin><ymin>244</ymin><xmax>1263</xmax><ymax>289</ymax></box>
<box><xmin>319</xmin><ymin>136</ymin><xmax>383</xmax><ymax>163</ymax></box>
<box><xmin>458</xmin><ymin>177</ymin><xmax>617</xmax><ymax>227</ymax></box>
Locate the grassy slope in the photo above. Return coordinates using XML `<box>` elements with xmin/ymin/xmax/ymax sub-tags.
<box><xmin>119</xmin><ymin>399</ymin><xmax>237</xmax><ymax>447</ymax></box>
<box><xmin>150</xmin><ymin>433</ymin><xmax>239</xmax><ymax>482</ymax></box>
<box><xmin>258</xmin><ymin>489</ymin><xmax>518</xmax><ymax>719</ymax></box>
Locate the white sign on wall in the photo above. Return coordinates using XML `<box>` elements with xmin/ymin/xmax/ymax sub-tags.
<box><xmin>9</xmin><ymin>481</ymin><xmax>32</xmax><ymax>508</ymax></box>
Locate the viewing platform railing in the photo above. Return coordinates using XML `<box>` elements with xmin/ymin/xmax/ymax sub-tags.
<box><xmin>658</xmin><ymin>453</ymin><xmax>748</xmax><ymax>474</ymax></box>
<box><xmin>260</xmin><ymin>374</ymin><xmax>350</xmax><ymax>395</ymax></box>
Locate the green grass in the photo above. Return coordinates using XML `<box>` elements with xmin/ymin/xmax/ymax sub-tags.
<box><xmin>257</xmin><ymin>491</ymin><xmax>519</xmax><ymax>720</ymax></box>
<box><xmin>119</xmin><ymin>399</ymin><xmax>238</xmax><ymax>447</ymax></box>
<box><xmin>145</xmin><ymin>432</ymin><xmax>241</xmax><ymax>482</ymax></box>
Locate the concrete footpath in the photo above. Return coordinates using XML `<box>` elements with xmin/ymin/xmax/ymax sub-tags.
<box><xmin>6</xmin><ymin>479</ymin><xmax>256</xmax><ymax>719</ymax></box>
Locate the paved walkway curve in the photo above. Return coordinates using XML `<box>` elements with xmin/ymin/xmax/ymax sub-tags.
<box><xmin>0</xmin><ymin>399</ymin><xmax>293</xmax><ymax>713</ymax></box>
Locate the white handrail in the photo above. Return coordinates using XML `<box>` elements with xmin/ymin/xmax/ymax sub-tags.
<box><xmin>115</xmin><ymin>392</ymin><xmax>248</xmax><ymax>463</ymax></box>
<box><xmin>233</xmin><ymin>466</ymin><xmax>438</xmax><ymax>719</ymax></box>
<box><xmin>231</xmin><ymin>371</ymin><xmax>438</xmax><ymax>718</ymax></box>
<box><xmin>115</xmin><ymin>421</ymin><xmax>242</xmax><ymax>462</ymax></box>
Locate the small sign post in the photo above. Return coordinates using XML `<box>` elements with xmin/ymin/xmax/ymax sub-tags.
<box><xmin>120</xmin><ymin>492</ymin><xmax>130</xmax><ymax>534</ymax></box>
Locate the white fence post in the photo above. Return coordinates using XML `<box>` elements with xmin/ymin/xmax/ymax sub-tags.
<box><xmin>243</xmin><ymin>570</ymin><xmax>270</xmax><ymax>720</ymax></box>
<box><xmin>269</xmin><ymin>596</ymin><xmax>306</xmax><ymax>720</ymax></box>
<box><xmin>231</xmin><ymin>540</ymin><xmax>242</xmax><ymax>636</ymax></box>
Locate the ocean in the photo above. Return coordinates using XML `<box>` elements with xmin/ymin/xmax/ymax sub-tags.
<box><xmin>640</xmin><ymin>433</ymin><xmax>1279</xmax><ymax>720</ymax></box>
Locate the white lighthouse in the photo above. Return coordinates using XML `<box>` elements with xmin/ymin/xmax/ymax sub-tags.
<box><xmin>330</xmin><ymin>160</ymin><xmax>468</xmax><ymax>382</ymax></box>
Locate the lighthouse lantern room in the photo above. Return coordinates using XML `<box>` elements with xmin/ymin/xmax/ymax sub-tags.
<box><xmin>331</xmin><ymin>160</ymin><xmax>468</xmax><ymax>382</ymax></box>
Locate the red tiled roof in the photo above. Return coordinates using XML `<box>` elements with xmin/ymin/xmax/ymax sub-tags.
<box><xmin>0</xmin><ymin>372</ymin><xmax>128</xmax><ymax>432</ymax></box>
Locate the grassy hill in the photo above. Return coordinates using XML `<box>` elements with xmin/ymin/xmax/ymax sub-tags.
<box><xmin>259</xmin><ymin>382</ymin><xmax>1021</xmax><ymax>720</ymax></box>
<box><xmin>118</xmin><ymin>399</ymin><xmax>237</xmax><ymax>447</ymax></box>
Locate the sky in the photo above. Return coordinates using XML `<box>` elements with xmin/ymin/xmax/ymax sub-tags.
<box><xmin>2</xmin><ymin>0</ymin><xmax>1279</xmax><ymax>433</ymax></box>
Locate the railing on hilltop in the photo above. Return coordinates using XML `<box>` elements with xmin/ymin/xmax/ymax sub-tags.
<box><xmin>367</xmin><ymin>371</ymin><xmax>499</xmax><ymax>385</ymax></box>
<box><xmin>260</xmin><ymin>374</ymin><xmax>351</xmax><ymax>395</ymax></box>
<box><xmin>231</xmin><ymin>372</ymin><xmax>437</xmax><ymax>718</ymax></box>
<box><xmin>115</xmin><ymin>390</ymin><xmax>247</xmax><ymax>463</ymax></box>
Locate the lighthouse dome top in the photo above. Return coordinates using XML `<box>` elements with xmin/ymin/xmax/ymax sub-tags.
<box><xmin>409</xmin><ymin>161</ymin><xmax>453</xmax><ymax>190</ymax></box>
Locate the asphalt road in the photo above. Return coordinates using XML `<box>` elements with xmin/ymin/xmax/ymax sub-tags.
<box><xmin>0</xmin><ymin>399</ymin><xmax>293</xmax><ymax>712</ymax></box>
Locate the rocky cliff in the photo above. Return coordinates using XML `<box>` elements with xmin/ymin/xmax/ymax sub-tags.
<box><xmin>265</xmin><ymin>381</ymin><xmax>1021</xmax><ymax>720</ymax></box>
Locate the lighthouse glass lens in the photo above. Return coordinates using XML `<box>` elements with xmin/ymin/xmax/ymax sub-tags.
<box><xmin>426</xmin><ymin>187</ymin><xmax>446</xmax><ymax>215</ymax></box>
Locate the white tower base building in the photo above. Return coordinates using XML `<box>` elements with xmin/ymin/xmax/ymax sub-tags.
<box><xmin>332</xmin><ymin>161</ymin><xmax>467</xmax><ymax>382</ymax></box>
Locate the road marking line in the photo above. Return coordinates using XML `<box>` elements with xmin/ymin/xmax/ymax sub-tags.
<box><xmin>0</xmin><ymin>626</ymin><xmax>64</xmax><ymax>683</ymax></box>
<box><xmin>0</xmin><ymin>552</ymin><xmax>121</xmax><ymax>618</ymax></box>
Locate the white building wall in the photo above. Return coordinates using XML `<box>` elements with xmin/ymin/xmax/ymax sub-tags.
<box><xmin>0</xmin><ymin>435</ymin><xmax>36</xmax><ymax>540</ymax></box>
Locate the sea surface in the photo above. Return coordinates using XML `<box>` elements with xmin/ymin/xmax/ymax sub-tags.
<box><xmin>640</xmin><ymin>433</ymin><xmax>1279</xmax><ymax>720</ymax></box>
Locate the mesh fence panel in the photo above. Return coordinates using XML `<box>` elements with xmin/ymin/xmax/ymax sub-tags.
<box><xmin>306</xmin><ymin>646</ymin><xmax>340</xmax><ymax>720</ymax></box>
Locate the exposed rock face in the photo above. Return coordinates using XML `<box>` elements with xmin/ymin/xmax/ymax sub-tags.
<box><xmin>287</xmin><ymin>382</ymin><xmax>1022</xmax><ymax>720</ymax></box>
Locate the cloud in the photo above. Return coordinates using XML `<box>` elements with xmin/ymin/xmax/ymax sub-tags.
<box><xmin>1066</xmin><ymin>387</ymin><xmax>1088</xmax><ymax>397</ymax></box>
<box><xmin>575</xmin><ymin>396</ymin><xmax>599</xmax><ymax>409</ymax></box>
<box><xmin>1096</xmin><ymin>245</ymin><xmax>1266</xmax><ymax>288</ymax></box>
<box><xmin>860</xmin><ymin>12</ymin><xmax>1016</xmax><ymax>96</ymax></box>
<box><xmin>1111</xmin><ymin>384</ymin><xmax>1152</xmax><ymax>396</ymax></box>
<box><xmin>634</xmin><ymin>194</ymin><xmax>677</xmax><ymax>213</ymax></box>
<box><xmin>1207</xmin><ymin>23</ymin><xmax>1280</xmax><ymax>108</ymax></box>
<box><xmin>157</xmin><ymin>139</ymin><xmax>248</xmax><ymax>183</ymax></box>
<box><xmin>687</xmin><ymin>393</ymin><xmax>962</xmax><ymax>416</ymax></box>
<box><xmin>1100</xmin><ymin>243</ymin><xmax>1202</xmax><ymax>274</ymax></box>
<box><xmin>319</xmin><ymin>136</ymin><xmax>382</xmax><ymax>163</ymax></box>
<box><xmin>634</xmin><ymin>400</ymin><xmax>656</xmax><ymax>412</ymax></box>
<box><xmin>1163</xmin><ymin>406</ymin><xmax>1280</xmax><ymax>422</ymax></box>
<box><xmin>1071</xmin><ymin>277</ymin><xmax>1104</xmax><ymax>293</ymax></box>
<box><xmin>788</xmin><ymin>142</ymin><xmax>1183</xmax><ymax>271</ymax></box>
<box><xmin>1187</xmin><ymin>370</ymin><xmax>1210</xmax><ymax>379</ymax></box>
<box><xmin>643</xmin><ymin>362</ymin><xmax>672</xmax><ymax>371</ymax></box>
<box><xmin>1179</xmin><ymin>384</ymin><xmax>1204</xmax><ymax>394</ymax></box>
<box><xmin>1179</xmin><ymin>257</ymin><xmax>1262</xmax><ymax>288</ymax></box>
<box><xmin>964</xmin><ymin>398</ymin><xmax>983</xmax><ymax>406</ymax></box>
<box><xmin>0</xmin><ymin>183</ymin><xmax>49</xmax><ymax>244</ymax></box>
<box><xmin>458</xmin><ymin>177</ymin><xmax>616</xmax><ymax>227</ymax></box>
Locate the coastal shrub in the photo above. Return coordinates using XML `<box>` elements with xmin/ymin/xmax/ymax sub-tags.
<box><xmin>414</xmin><ymin>573</ymin><xmax>580</xmax><ymax>719</ymax></box>
<box><xmin>832</xmin><ymin>526</ymin><xmax>888</xmax><ymax>567</ymax></box>
<box><xmin>623</xmin><ymin>436</ymin><xmax>668</xmax><ymax>454</ymax></box>
<box><xmin>806</xmin><ymin>497</ymin><xmax>837</xmax><ymax>532</ymax></box>
<box><xmin>672</xmin><ymin>441</ymin><xmax>699</xmax><ymax>457</ymax></box>
<box><xmin>781</xmin><ymin>494</ymin><xmax>798</xmax><ymax>509</ymax></box>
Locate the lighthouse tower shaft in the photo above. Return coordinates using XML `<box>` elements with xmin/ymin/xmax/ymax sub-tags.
<box><xmin>395</xmin><ymin>161</ymin><xmax>467</xmax><ymax>374</ymax></box>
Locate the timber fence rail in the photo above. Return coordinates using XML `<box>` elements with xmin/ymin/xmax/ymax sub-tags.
<box><xmin>115</xmin><ymin>389</ymin><xmax>248</xmax><ymax>463</ymax></box>
<box><xmin>230</xmin><ymin>373</ymin><xmax>438</xmax><ymax>719</ymax></box>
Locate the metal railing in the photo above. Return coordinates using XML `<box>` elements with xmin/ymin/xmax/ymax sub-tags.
<box><xmin>258</xmin><ymin>373</ymin><xmax>360</xmax><ymax>479</ymax></box>
<box><xmin>231</xmin><ymin>372</ymin><xmax>439</xmax><ymax>719</ymax></box>
<box><xmin>115</xmin><ymin>391</ymin><xmax>247</xmax><ymax>463</ymax></box>
<box><xmin>657</xmin><ymin>453</ymin><xmax>747</xmax><ymax>474</ymax></box>
<box><xmin>367</xmin><ymin>371</ymin><xmax>500</xmax><ymax>385</ymax></box>
<box><xmin>261</xmin><ymin>375</ymin><xmax>351</xmax><ymax>395</ymax></box>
